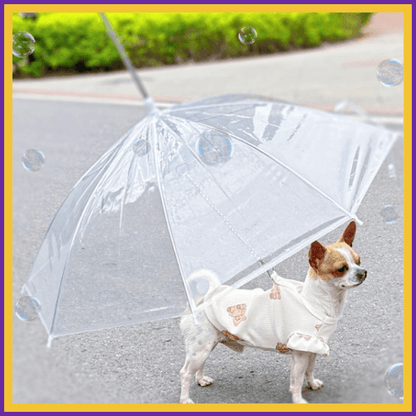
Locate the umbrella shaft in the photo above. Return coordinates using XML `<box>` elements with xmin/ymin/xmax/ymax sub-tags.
<box><xmin>99</xmin><ymin>13</ymin><xmax>152</xmax><ymax>102</ymax></box>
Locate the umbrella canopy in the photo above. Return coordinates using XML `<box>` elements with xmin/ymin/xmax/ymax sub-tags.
<box><xmin>23</xmin><ymin>93</ymin><xmax>398</xmax><ymax>343</ymax></box>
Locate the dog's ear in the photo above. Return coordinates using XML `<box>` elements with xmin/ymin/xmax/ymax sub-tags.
<box><xmin>338</xmin><ymin>221</ymin><xmax>356</xmax><ymax>246</ymax></box>
<box><xmin>309</xmin><ymin>241</ymin><xmax>327</xmax><ymax>271</ymax></box>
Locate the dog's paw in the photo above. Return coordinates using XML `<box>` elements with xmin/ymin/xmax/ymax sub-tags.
<box><xmin>180</xmin><ymin>398</ymin><xmax>195</xmax><ymax>404</ymax></box>
<box><xmin>293</xmin><ymin>396</ymin><xmax>308</xmax><ymax>404</ymax></box>
<box><xmin>307</xmin><ymin>379</ymin><xmax>324</xmax><ymax>391</ymax></box>
<box><xmin>197</xmin><ymin>376</ymin><xmax>214</xmax><ymax>387</ymax></box>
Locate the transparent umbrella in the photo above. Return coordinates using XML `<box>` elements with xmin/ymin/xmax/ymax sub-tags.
<box><xmin>21</xmin><ymin>14</ymin><xmax>399</xmax><ymax>345</ymax></box>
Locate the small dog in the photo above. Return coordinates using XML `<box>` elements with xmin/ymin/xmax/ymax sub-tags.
<box><xmin>179</xmin><ymin>221</ymin><xmax>366</xmax><ymax>403</ymax></box>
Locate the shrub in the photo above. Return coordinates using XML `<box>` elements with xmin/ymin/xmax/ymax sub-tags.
<box><xmin>12</xmin><ymin>12</ymin><xmax>373</xmax><ymax>77</ymax></box>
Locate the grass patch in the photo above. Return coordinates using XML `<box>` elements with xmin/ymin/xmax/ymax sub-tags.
<box><xmin>12</xmin><ymin>12</ymin><xmax>373</xmax><ymax>78</ymax></box>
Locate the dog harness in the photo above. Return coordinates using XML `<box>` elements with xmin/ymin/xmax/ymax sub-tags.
<box><xmin>204</xmin><ymin>274</ymin><xmax>339</xmax><ymax>356</ymax></box>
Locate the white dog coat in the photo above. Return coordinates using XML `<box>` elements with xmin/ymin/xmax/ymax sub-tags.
<box><xmin>204</xmin><ymin>274</ymin><xmax>338</xmax><ymax>356</ymax></box>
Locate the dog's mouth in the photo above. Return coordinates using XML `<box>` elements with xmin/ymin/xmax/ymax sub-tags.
<box><xmin>347</xmin><ymin>272</ymin><xmax>367</xmax><ymax>287</ymax></box>
<box><xmin>340</xmin><ymin>280</ymin><xmax>364</xmax><ymax>289</ymax></box>
<box><xmin>340</xmin><ymin>271</ymin><xmax>367</xmax><ymax>288</ymax></box>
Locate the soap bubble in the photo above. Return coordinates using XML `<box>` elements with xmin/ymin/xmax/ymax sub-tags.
<box><xmin>133</xmin><ymin>140</ymin><xmax>150</xmax><ymax>156</ymax></box>
<box><xmin>19</xmin><ymin>13</ymin><xmax>37</xmax><ymax>19</ymax></box>
<box><xmin>197</xmin><ymin>130</ymin><xmax>232</xmax><ymax>166</ymax></box>
<box><xmin>13</xmin><ymin>31</ymin><xmax>35</xmax><ymax>57</ymax></box>
<box><xmin>380</xmin><ymin>205</ymin><xmax>398</xmax><ymax>223</ymax></box>
<box><xmin>238</xmin><ymin>26</ymin><xmax>257</xmax><ymax>45</ymax></box>
<box><xmin>22</xmin><ymin>149</ymin><xmax>45</xmax><ymax>172</ymax></box>
<box><xmin>15</xmin><ymin>296</ymin><xmax>41</xmax><ymax>322</ymax></box>
<box><xmin>384</xmin><ymin>363</ymin><xmax>403</xmax><ymax>399</ymax></box>
<box><xmin>377</xmin><ymin>59</ymin><xmax>403</xmax><ymax>87</ymax></box>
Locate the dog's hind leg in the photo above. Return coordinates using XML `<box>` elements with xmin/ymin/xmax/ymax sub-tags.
<box><xmin>179</xmin><ymin>310</ymin><xmax>219</xmax><ymax>404</ymax></box>
<box><xmin>180</xmin><ymin>359</ymin><xmax>200</xmax><ymax>404</ymax></box>
<box><xmin>195</xmin><ymin>363</ymin><xmax>214</xmax><ymax>387</ymax></box>
<box><xmin>180</xmin><ymin>340</ymin><xmax>217</xmax><ymax>403</ymax></box>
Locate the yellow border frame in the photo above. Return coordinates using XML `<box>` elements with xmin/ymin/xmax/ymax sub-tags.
<box><xmin>4</xmin><ymin>3</ymin><xmax>412</xmax><ymax>413</ymax></box>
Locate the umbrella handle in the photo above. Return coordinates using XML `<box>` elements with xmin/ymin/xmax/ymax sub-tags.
<box><xmin>99</xmin><ymin>13</ymin><xmax>155</xmax><ymax>112</ymax></box>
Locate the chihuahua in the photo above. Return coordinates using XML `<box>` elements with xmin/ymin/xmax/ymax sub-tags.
<box><xmin>179</xmin><ymin>221</ymin><xmax>366</xmax><ymax>404</ymax></box>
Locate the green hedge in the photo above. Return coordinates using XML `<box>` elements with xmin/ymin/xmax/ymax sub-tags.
<box><xmin>12</xmin><ymin>12</ymin><xmax>373</xmax><ymax>77</ymax></box>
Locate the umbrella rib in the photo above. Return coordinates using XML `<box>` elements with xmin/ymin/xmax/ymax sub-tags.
<box><xmin>159</xmin><ymin>115</ymin><xmax>248</xmax><ymax>221</ymax></box>
<box><xmin>170</xmin><ymin>102</ymin><xmax>293</xmax><ymax>131</ymax></box>
<box><xmin>168</xmin><ymin>99</ymin><xmax>332</xmax><ymax>122</ymax></box>
<box><xmin>184</xmin><ymin>173</ymin><xmax>263</xmax><ymax>262</ymax></box>
<box><xmin>189</xmin><ymin>119</ymin><xmax>363</xmax><ymax>225</ymax></box>
<box><xmin>149</xmin><ymin>121</ymin><xmax>199</xmax><ymax>320</ymax></box>
<box><xmin>23</xmin><ymin>142</ymin><xmax>121</xmax><ymax>314</ymax></box>
<box><xmin>118</xmin><ymin>144</ymin><xmax>140</xmax><ymax>235</ymax></box>
<box><xmin>233</xmin><ymin>216</ymin><xmax>351</xmax><ymax>288</ymax></box>
<box><xmin>173</xmin><ymin>108</ymin><xmax>289</xmax><ymax>131</ymax></box>
<box><xmin>168</xmin><ymin>102</ymin><xmax>252</xmax><ymax>113</ymax></box>
<box><xmin>47</xmin><ymin>126</ymin><xmax>140</xmax><ymax>337</ymax></box>
<box><xmin>48</xmin><ymin>160</ymin><xmax>119</xmax><ymax>337</ymax></box>
<box><xmin>350</xmin><ymin>131</ymin><xmax>398</xmax><ymax>213</ymax></box>
<box><xmin>174</xmin><ymin>110</ymin><xmax>333</xmax><ymax>143</ymax></box>
<box><xmin>75</xmin><ymin>132</ymin><xmax>138</xmax><ymax>239</ymax></box>
<box><xmin>167</xmin><ymin>98</ymin><xmax>283</xmax><ymax>113</ymax></box>
<box><xmin>159</xmin><ymin>116</ymin><xmax>268</xmax><ymax>262</ymax></box>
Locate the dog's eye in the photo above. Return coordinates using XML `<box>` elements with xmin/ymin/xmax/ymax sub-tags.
<box><xmin>356</xmin><ymin>258</ymin><xmax>361</xmax><ymax>265</ymax></box>
<box><xmin>338</xmin><ymin>266</ymin><xmax>348</xmax><ymax>273</ymax></box>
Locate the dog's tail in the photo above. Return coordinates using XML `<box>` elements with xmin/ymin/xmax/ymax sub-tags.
<box><xmin>187</xmin><ymin>269</ymin><xmax>221</xmax><ymax>306</ymax></box>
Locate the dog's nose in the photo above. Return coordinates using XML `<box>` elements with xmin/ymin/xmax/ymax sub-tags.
<box><xmin>357</xmin><ymin>270</ymin><xmax>367</xmax><ymax>281</ymax></box>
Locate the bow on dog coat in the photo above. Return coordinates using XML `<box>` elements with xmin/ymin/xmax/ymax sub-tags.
<box><xmin>204</xmin><ymin>274</ymin><xmax>338</xmax><ymax>356</ymax></box>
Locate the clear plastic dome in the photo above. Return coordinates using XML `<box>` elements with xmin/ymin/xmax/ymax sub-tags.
<box><xmin>23</xmin><ymin>94</ymin><xmax>398</xmax><ymax>341</ymax></box>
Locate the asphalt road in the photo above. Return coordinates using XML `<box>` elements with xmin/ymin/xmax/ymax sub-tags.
<box><xmin>12</xmin><ymin>98</ymin><xmax>404</xmax><ymax>405</ymax></box>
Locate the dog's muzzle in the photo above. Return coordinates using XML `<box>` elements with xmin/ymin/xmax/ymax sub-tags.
<box><xmin>349</xmin><ymin>268</ymin><xmax>367</xmax><ymax>286</ymax></box>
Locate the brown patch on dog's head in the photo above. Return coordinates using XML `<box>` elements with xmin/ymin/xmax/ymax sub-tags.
<box><xmin>308</xmin><ymin>241</ymin><xmax>327</xmax><ymax>274</ymax></box>
<box><xmin>308</xmin><ymin>221</ymin><xmax>361</xmax><ymax>281</ymax></box>
<box><xmin>337</xmin><ymin>221</ymin><xmax>356</xmax><ymax>247</ymax></box>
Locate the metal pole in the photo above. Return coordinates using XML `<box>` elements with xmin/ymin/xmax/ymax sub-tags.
<box><xmin>99</xmin><ymin>12</ymin><xmax>153</xmax><ymax>105</ymax></box>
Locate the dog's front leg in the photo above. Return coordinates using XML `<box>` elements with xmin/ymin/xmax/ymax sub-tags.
<box><xmin>305</xmin><ymin>353</ymin><xmax>324</xmax><ymax>391</ymax></box>
<box><xmin>289</xmin><ymin>350</ymin><xmax>310</xmax><ymax>403</ymax></box>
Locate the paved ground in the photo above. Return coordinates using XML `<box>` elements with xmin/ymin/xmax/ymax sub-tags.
<box><xmin>11</xmin><ymin>13</ymin><xmax>406</xmax><ymax>407</ymax></box>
